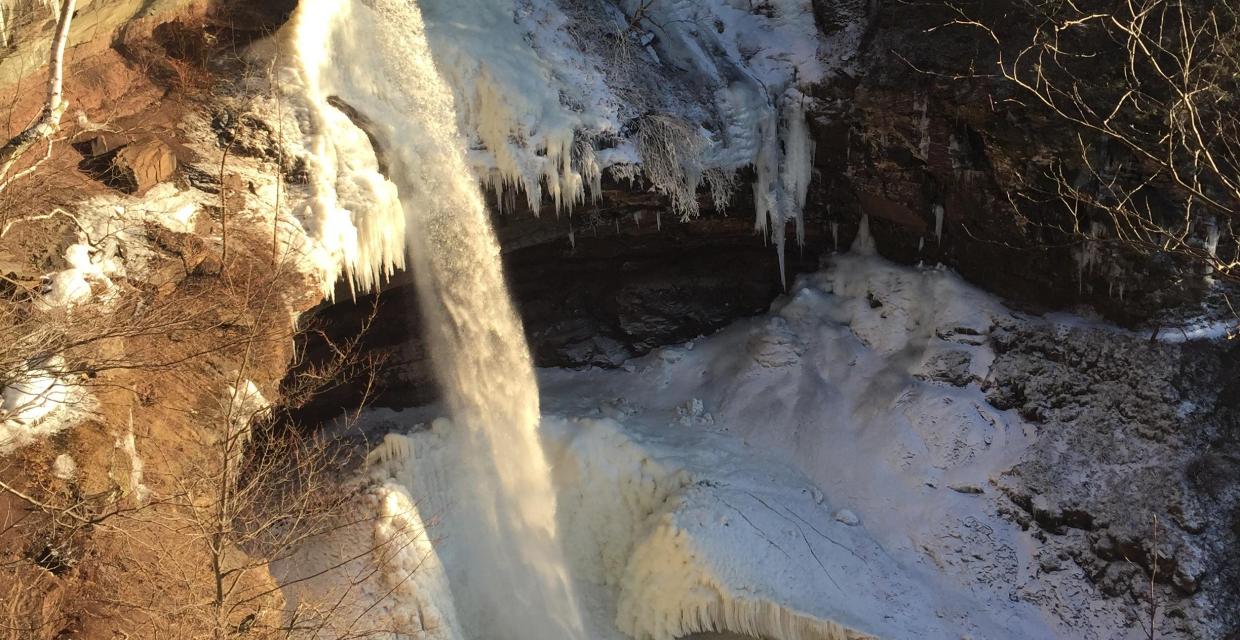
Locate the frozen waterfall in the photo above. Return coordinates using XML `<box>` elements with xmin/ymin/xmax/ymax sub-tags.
<box><xmin>287</xmin><ymin>1</ymin><xmax>585</xmax><ymax>639</ymax></box>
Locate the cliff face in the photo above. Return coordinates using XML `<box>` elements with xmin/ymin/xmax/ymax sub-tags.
<box><xmin>1</xmin><ymin>2</ymin><xmax>1221</xmax><ymax>411</ymax></box>
<box><xmin>302</xmin><ymin>0</ymin><xmax>1232</xmax><ymax>413</ymax></box>
<box><xmin>809</xmin><ymin>0</ymin><xmax>1223</xmax><ymax>323</ymax></box>
<box><xmin>0</xmin><ymin>2</ymin><xmax>319</xmax><ymax>636</ymax></box>
<box><xmin>0</xmin><ymin>0</ymin><xmax>1235</xmax><ymax>638</ymax></box>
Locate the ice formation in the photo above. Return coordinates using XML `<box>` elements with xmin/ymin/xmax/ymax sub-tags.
<box><xmin>539</xmin><ymin>249</ymin><xmax>1226</xmax><ymax>638</ymax></box>
<box><xmin>270</xmin><ymin>477</ymin><xmax>463</xmax><ymax>639</ymax></box>
<box><xmin>282</xmin><ymin>0</ymin><xmax>828</xmax><ymax>296</ymax></box>
<box><xmin>285</xmin><ymin>2</ymin><xmax>585</xmax><ymax>639</ymax></box>
<box><xmin>933</xmin><ymin>203</ymin><xmax>945</xmax><ymax>242</ymax></box>
<box><xmin>116</xmin><ymin>412</ymin><xmax>150</xmax><ymax>502</ymax></box>
<box><xmin>282</xmin><ymin>0</ymin><xmax>406</xmax><ymax>299</ymax></box>
<box><xmin>363</xmin><ymin>414</ymin><xmax>896</xmax><ymax>640</ymax></box>
<box><xmin>419</xmin><ymin>0</ymin><xmax>612</xmax><ymax>213</ymax></box>
<box><xmin>543</xmin><ymin>416</ymin><xmax>886</xmax><ymax>640</ymax></box>
<box><xmin>1205</xmin><ymin>222</ymin><xmax>1221</xmax><ymax>258</ymax></box>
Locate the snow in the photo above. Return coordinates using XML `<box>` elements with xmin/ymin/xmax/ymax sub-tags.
<box><xmin>38</xmin><ymin>242</ymin><xmax>118</xmax><ymax>308</ymax></box>
<box><xmin>34</xmin><ymin>183</ymin><xmax>213</xmax><ymax>308</ymax></box>
<box><xmin>284</xmin><ymin>248</ymin><xmax>1231</xmax><ymax>638</ymax></box>
<box><xmin>2</xmin><ymin>359</ymin><xmax>68</xmax><ymax>425</ymax></box>
<box><xmin>51</xmin><ymin>453</ymin><xmax>76</xmax><ymax>479</ymax></box>
<box><xmin>0</xmin><ymin>356</ymin><xmax>88</xmax><ymax>453</ymax></box>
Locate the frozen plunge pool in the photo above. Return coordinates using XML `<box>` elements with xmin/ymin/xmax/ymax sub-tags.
<box><xmin>278</xmin><ymin>253</ymin><xmax>1117</xmax><ymax>640</ymax></box>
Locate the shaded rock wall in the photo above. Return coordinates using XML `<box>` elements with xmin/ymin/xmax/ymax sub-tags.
<box><xmin>987</xmin><ymin>323</ymin><xmax>1240</xmax><ymax>635</ymax></box>
<box><xmin>291</xmin><ymin>2</ymin><xmax>1216</xmax><ymax>425</ymax></box>
<box><xmin>301</xmin><ymin>0</ymin><xmax>1231</xmax><ymax>415</ymax></box>
<box><xmin>298</xmin><ymin>207</ymin><xmax>826</xmax><ymax>414</ymax></box>
<box><xmin>808</xmin><ymin>0</ymin><xmax>1228</xmax><ymax>323</ymax></box>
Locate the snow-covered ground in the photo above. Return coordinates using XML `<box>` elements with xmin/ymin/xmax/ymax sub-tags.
<box><xmin>534</xmin><ymin>247</ymin><xmax>1069</xmax><ymax>639</ymax></box>
<box><xmin>284</xmin><ymin>233</ymin><xmax>1237</xmax><ymax>639</ymax></box>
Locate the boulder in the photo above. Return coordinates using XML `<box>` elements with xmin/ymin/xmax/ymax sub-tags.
<box><xmin>113</xmin><ymin>137</ymin><xmax>177</xmax><ymax>194</ymax></box>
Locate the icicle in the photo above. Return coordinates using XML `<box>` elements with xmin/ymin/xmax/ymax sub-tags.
<box><xmin>1205</xmin><ymin>220</ymin><xmax>1220</xmax><ymax>258</ymax></box>
<box><xmin>830</xmin><ymin>222</ymin><xmax>839</xmax><ymax>251</ymax></box>
<box><xmin>779</xmin><ymin>98</ymin><xmax>814</xmax><ymax>247</ymax></box>
<box><xmin>916</xmin><ymin>93</ymin><xmax>931</xmax><ymax>160</ymax></box>
<box><xmin>851</xmin><ymin>215</ymin><xmax>876</xmax><ymax>255</ymax></box>
<box><xmin>1072</xmin><ymin>222</ymin><xmax>1107</xmax><ymax>294</ymax></box>
<box><xmin>365</xmin><ymin>433</ymin><xmax>417</xmax><ymax>470</ymax></box>
<box><xmin>933</xmin><ymin>203</ymin><xmax>944</xmax><ymax>242</ymax></box>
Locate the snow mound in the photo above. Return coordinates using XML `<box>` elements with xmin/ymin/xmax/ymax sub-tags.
<box><xmin>353</xmin><ymin>406</ymin><xmax>1016</xmax><ymax>640</ymax></box>
<box><xmin>540</xmin><ymin>252</ymin><xmax>1193</xmax><ymax>638</ymax></box>
<box><xmin>270</xmin><ymin>478</ymin><xmax>462</xmax><ymax>639</ymax></box>
<box><xmin>0</xmin><ymin>356</ymin><xmax>89</xmax><ymax>453</ymax></box>
<box><xmin>543</xmin><ymin>416</ymin><xmax>901</xmax><ymax>640</ymax></box>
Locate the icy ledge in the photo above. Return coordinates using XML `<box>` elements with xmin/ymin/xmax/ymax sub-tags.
<box><xmin>541</xmin><ymin>416</ymin><xmax>883</xmax><ymax>640</ymax></box>
<box><xmin>275</xmin><ymin>0</ymin><xmax>835</xmax><ymax>297</ymax></box>
<box><xmin>355</xmin><ymin>410</ymin><xmax>990</xmax><ymax>640</ymax></box>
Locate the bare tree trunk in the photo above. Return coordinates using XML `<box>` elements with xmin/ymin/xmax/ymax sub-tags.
<box><xmin>0</xmin><ymin>0</ymin><xmax>76</xmax><ymax>190</ymax></box>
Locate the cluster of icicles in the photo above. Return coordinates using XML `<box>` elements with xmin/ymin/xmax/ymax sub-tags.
<box><xmin>286</xmin><ymin>0</ymin><xmax>818</xmax><ymax>300</ymax></box>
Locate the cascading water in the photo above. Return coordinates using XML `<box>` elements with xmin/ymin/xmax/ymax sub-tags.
<box><xmin>287</xmin><ymin>1</ymin><xmax>585</xmax><ymax>638</ymax></box>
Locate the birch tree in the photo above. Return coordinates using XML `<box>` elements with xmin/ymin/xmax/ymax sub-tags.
<box><xmin>0</xmin><ymin>0</ymin><xmax>76</xmax><ymax>194</ymax></box>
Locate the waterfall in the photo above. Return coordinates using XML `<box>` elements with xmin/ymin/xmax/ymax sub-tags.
<box><xmin>287</xmin><ymin>1</ymin><xmax>585</xmax><ymax>638</ymax></box>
